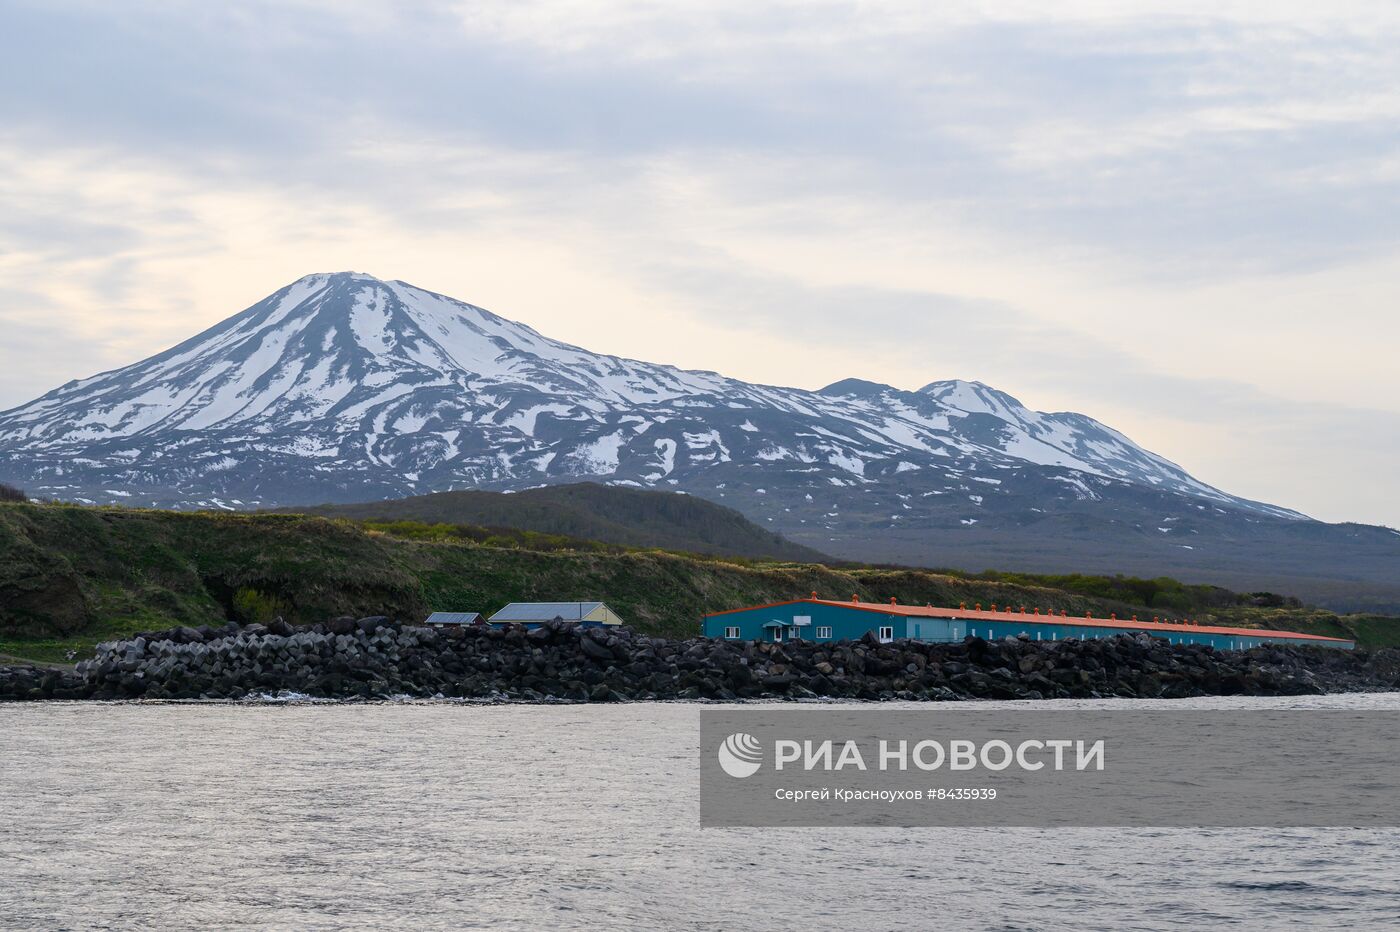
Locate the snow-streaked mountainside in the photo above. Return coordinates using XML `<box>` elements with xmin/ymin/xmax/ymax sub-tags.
<box><xmin>8</xmin><ymin>270</ymin><xmax>1399</xmax><ymax>611</ymax></box>
<box><xmin>0</xmin><ymin>271</ymin><xmax>1296</xmax><ymax>519</ymax></box>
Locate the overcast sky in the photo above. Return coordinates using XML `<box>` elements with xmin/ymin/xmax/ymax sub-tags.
<box><xmin>2</xmin><ymin>1</ymin><xmax>1398</xmax><ymax>526</ymax></box>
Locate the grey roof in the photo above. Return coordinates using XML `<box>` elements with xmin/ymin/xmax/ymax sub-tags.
<box><xmin>489</xmin><ymin>602</ymin><xmax>607</xmax><ymax>622</ymax></box>
<box><xmin>424</xmin><ymin>612</ymin><xmax>481</xmax><ymax>625</ymax></box>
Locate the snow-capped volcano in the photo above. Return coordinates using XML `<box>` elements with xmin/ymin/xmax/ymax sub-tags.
<box><xmin>0</xmin><ymin>270</ymin><xmax>1291</xmax><ymax>515</ymax></box>
<box><xmin>8</xmin><ymin>270</ymin><xmax>1398</xmax><ymax>609</ymax></box>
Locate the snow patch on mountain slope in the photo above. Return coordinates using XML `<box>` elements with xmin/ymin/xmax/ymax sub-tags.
<box><xmin>501</xmin><ymin>403</ymin><xmax>574</xmax><ymax>436</ymax></box>
<box><xmin>571</xmin><ymin>431</ymin><xmax>626</xmax><ymax>474</ymax></box>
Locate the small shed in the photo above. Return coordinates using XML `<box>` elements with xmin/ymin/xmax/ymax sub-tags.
<box><xmin>487</xmin><ymin>602</ymin><xmax>624</xmax><ymax>629</ymax></box>
<box><xmin>423</xmin><ymin>611</ymin><xmax>482</xmax><ymax>628</ymax></box>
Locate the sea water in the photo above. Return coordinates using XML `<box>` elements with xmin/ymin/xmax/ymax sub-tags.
<box><xmin>4</xmin><ymin>694</ymin><xmax>1400</xmax><ymax>930</ymax></box>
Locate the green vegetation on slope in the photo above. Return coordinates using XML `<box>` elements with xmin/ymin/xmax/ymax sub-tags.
<box><xmin>1</xmin><ymin>501</ymin><xmax>1395</xmax><ymax>663</ymax></box>
<box><xmin>274</xmin><ymin>482</ymin><xmax>828</xmax><ymax>562</ymax></box>
<box><xmin>938</xmin><ymin>570</ymin><xmax>1300</xmax><ymax>614</ymax></box>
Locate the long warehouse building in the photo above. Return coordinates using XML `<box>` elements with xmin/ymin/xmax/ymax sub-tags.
<box><xmin>702</xmin><ymin>596</ymin><xmax>1355</xmax><ymax>651</ymax></box>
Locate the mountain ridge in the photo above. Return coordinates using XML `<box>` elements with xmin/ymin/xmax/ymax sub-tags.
<box><xmin>273</xmin><ymin>482</ymin><xmax>828</xmax><ymax>562</ymax></box>
<box><xmin>0</xmin><ymin>270</ymin><xmax>1395</xmax><ymax>610</ymax></box>
<box><xmin>0</xmin><ymin>270</ymin><xmax>1289</xmax><ymax>511</ymax></box>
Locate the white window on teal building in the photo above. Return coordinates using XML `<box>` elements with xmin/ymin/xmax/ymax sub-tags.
<box><xmin>878</xmin><ymin>626</ymin><xmax>893</xmax><ymax>643</ymax></box>
<box><xmin>724</xmin><ymin>626</ymin><xmax>740</xmax><ymax>639</ymax></box>
<box><xmin>789</xmin><ymin>627</ymin><xmax>802</xmax><ymax>640</ymax></box>
<box><xmin>816</xmin><ymin>626</ymin><xmax>832</xmax><ymax>639</ymax></box>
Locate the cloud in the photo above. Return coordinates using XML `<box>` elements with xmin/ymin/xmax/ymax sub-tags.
<box><xmin>2</xmin><ymin>0</ymin><xmax>1399</xmax><ymax>525</ymax></box>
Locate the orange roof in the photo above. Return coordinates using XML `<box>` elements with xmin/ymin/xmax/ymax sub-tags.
<box><xmin>704</xmin><ymin>598</ymin><xmax>1352</xmax><ymax>644</ymax></box>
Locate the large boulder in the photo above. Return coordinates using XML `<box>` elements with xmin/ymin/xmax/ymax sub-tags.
<box><xmin>578</xmin><ymin>636</ymin><xmax>616</xmax><ymax>663</ymax></box>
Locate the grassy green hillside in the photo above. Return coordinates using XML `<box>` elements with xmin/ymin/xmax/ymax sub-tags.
<box><xmin>2</xmin><ymin>501</ymin><xmax>1395</xmax><ymax>662</ymax></box>
<box><xmin>274</xmin><ymin>482</ymin><xmax>827</xmax><ymax>562</ymax></box>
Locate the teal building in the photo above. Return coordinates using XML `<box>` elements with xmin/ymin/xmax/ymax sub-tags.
<box><xmin>702</xmin><ymin>597</ymin><xmax>1355</xmax><ymax>651</ymax></box>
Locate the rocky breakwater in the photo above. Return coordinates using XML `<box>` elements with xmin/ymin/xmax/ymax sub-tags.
<box><xmin>2</xmin><ymin>617</ymin><xmax>1399</xmax><ymax>702</ymax></box>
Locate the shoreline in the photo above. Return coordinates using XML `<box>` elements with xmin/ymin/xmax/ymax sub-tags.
<box><xmin>10</xmin><ymin>689</ymin><xmax>1400</xmax><ymax>707</ymax></box>
<box><xmin>4</xmin><ymin>616</ymin><xmax>1398</xmax><ymax>703</ymax></box>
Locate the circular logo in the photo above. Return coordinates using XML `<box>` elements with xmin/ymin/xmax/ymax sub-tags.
<box><xmin>717</xmin><ymin>732</ymin><xmax>763</xmax><ymax>778</ymax></box>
